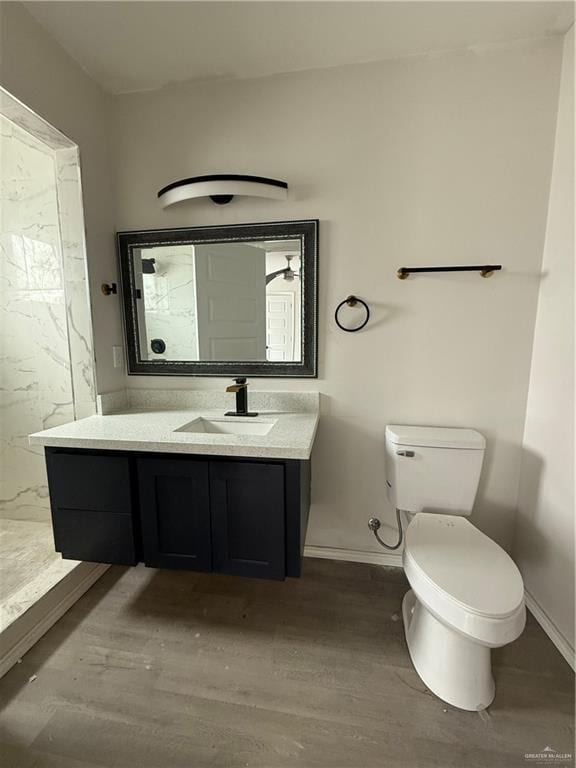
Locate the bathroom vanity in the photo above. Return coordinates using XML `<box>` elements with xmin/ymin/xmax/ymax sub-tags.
<box><xmin>30</xmin><ymin>392</ymin><xmax>318</xmax><ymax>581</ymax></box>
<box><xmin>30</xmin><ymin>219</ymin><xmax>320</xmax><ymax>582</ymax></box>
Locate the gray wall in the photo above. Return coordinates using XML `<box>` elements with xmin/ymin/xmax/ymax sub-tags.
<box><xmin>515</xmin><ymin>27</ymin><xmax>575</xmax><ymax>659</ymax></box>
<box><xmin>111</xmin><ymin>38</ymin><xmax>562</xmax><ymax>555</ymax></box>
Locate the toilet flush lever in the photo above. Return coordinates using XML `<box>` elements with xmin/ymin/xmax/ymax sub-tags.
<box><xmin>396</xmin><ymin>450</ymin><xmax>415</xmax><ymax>457</ymax></box>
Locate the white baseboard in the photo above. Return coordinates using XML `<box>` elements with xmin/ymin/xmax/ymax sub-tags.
<box><xmin>524</xmin><ymin>590</ymin><xmax>575</xmax><ymax>671</ymax></box>
<box><xmin>0</xmin><ymin>562</ymin><xmax>109</xmax><ymax>679</ymax></box>
<box><xmin>304</xmin><ymin>544</ymin><xmax>403</xmax><ymax>569</ymax></box>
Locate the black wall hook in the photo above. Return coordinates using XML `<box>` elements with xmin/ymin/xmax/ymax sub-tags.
<box><xmin>335</xmin><ymin>295</ymin><xmax>370</xmax><ymax>332</ymax></box>
<box><xmin>101</xmin><ymin>282</ymin><xmax>117</xmax><ymax>296</ymax></box>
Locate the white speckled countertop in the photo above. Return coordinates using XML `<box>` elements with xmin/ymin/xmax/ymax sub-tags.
<box><xmin>29</xmin><ymin>391</ymin><xmax>320</xmax><ymax>460</ymax></box>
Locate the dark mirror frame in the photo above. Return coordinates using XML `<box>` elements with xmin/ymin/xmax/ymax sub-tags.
<box><xmin>117</xmin><ymin>219</ymin><xmax>318</xmax><ymax>378</ymax></box>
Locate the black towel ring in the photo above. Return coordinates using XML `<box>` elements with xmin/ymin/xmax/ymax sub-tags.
<box><xmin>335</xmin><ymin>295</ymin><xmax>370</xmax><ymax>332</ymax></box>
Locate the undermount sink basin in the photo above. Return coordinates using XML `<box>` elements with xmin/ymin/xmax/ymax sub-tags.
<box><xmin>175</xmin><ymin>417</ymin><xmax>277</xmax><ymax>436</ymax></box>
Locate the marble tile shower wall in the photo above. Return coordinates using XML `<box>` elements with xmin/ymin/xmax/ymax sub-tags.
<box><xmin>0</xmin><ymin>117</ymin><xmax>74</xmax><ymax>522</ymax></box>
<box><xmin>142</xmin><ymin>245</ymin><xmax>199</xmax><ymax>361</ymax></box>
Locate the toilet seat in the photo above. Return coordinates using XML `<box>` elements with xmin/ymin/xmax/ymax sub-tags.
<box><xmin>403</xmin><ymin>513</ymin><xmax>525</xmax><ymax>647</ymax></box>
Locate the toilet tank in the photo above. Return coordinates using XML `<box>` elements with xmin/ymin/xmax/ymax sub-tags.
<box><xmin>385</xmin><ymin>425</ymin><xmax>486</xmax><ymax>515</ymax></box>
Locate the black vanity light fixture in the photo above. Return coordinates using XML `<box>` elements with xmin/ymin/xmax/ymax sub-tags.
<box><xmin>157</xmin><ymin>174</ymin><xmax>289</xmax><ymax>207</ymax></box>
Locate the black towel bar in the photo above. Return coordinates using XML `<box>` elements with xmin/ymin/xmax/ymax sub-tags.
<box><xmin>397</xmin><ymin>265</ymin><xmax>502</xmax><ymax>279</ymax></box>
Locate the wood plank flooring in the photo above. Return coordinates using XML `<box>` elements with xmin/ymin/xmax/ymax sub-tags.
<box><xmin>0</xmin><ymin>559</ymin><xmax>573</xmax><ymax>768</ymax></box>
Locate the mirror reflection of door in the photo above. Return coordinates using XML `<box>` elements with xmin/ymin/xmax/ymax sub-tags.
<box><xmin>264</xmin><ymin>248</ymin><xmax>301</xmax><ymax>362</ymax></box>
<box><xmin>266</xmin><ymin>292</ymin><xmax>295</xmax><ymax>361</ymax></box>
<box><xmin>194</xmin><ymin>244</ymin><xmax>267</xmax><ymax>361</ymax></box>
<box><xmin>134</xmin><ymin>237</ymin><xmax>303</xmax><ymax>363</ymax></box>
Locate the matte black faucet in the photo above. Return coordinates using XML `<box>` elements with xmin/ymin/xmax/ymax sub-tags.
<box><xmin>225</xmin><ymin>377</ymin><xmax>258</xmax><ymax>417</ymax></box>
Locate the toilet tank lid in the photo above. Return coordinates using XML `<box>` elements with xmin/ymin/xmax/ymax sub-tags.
<box><xmin>386</xmin><ymin>425</ymin><xmax>486</xmax><ymax>450</ymax></box>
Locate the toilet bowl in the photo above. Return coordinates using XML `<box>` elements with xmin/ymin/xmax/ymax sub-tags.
<box><xmin>401</xmin><ymin>513</ymin><xmax>525</xmax><ymax>711</ymax></box>
<box><xmin>383</xmin><ymin>424</ymin><xmax>526</xmax><ymax>711</ymax></box>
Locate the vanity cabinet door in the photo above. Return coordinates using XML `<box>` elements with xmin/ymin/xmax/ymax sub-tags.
<box><xmin>138</xmin><ymin>458</ymin><xmax>211</xmax><ymax>571</ymax></box>
<box><xmin>210</xmin><ymin>461</ymin><xmax>285</xmax><ymax>580</ymax></box>
<box><xmin>45</xmin><ymin>450</ymin><xmax>138</xmax><ymax>566</ymax></box>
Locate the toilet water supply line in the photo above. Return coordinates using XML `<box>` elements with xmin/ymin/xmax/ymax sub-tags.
<box><xmin>368</xmin><ymin>509</ymin><xmax>404</xmax><ymax>550</ymax></box>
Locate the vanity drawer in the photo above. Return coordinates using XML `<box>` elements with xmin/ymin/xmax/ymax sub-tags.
<box><xmin>53</xmin><ymin>508</ymin><xmax>138</xmax><ymax>565</ymax></box>
<box><xmin>45</xmin><ymin>450</ymin><xmax>138</xmax><ymax>565</ymax></box>
<box><xmin>46</xmin><ymin>451</ymin><xmax>132</xmax><ymax>513</ymax></box>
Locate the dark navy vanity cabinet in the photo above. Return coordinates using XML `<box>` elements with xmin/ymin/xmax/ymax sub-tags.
<box><xmin>139</xmin><ymin>458</ymin><xmax>212</xmax><ymax>573</ymax></box>
<box><xmin>46</xmin><ymin>451</ymin><xmax>139</xmax><ymax>566</ymax></box>
<box><xmin>45</xmin><ymin>448</ymin><xmax>311</xmax><ymax>580</ymax></box>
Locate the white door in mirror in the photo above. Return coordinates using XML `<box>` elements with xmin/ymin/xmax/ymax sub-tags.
<box><xmin>266</xmin><ymin>292</ymin><xmax>295</xmax><ymax>361</ymax></box>
<box><xmin>195</xmin><ymin>244</ymin><xmax>267</xmax><ymax>361</ymax></box>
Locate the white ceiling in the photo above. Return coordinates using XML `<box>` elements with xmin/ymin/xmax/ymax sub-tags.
<box><xmin>24</xmin><ymin>1</ymin><xmax>574</xmax><ymax>95</ymax></box>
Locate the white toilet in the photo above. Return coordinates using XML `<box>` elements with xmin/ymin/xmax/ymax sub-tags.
<box><xmin>385</xmin><ymin>425</ymin><xmax>525</xmax><ymax>712</ymax></box>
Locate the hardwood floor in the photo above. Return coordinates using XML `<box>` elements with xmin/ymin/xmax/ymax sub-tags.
<box><xmin>0</xmin><ymin>559</ymin><xmax>573</xmax><ymax>768</ymax></box>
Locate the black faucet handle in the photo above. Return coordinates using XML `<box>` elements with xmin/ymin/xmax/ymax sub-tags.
<box><xmin>224</xmin><ymin>376</ymin><xmax>257</xmax><ymax>417</ymax></box>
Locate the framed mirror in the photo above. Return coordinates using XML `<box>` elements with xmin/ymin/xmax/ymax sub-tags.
<box><xmin>117</xmin><ymin>220</ymin><xmax>318</xmax><ymax>377</ymax></box>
